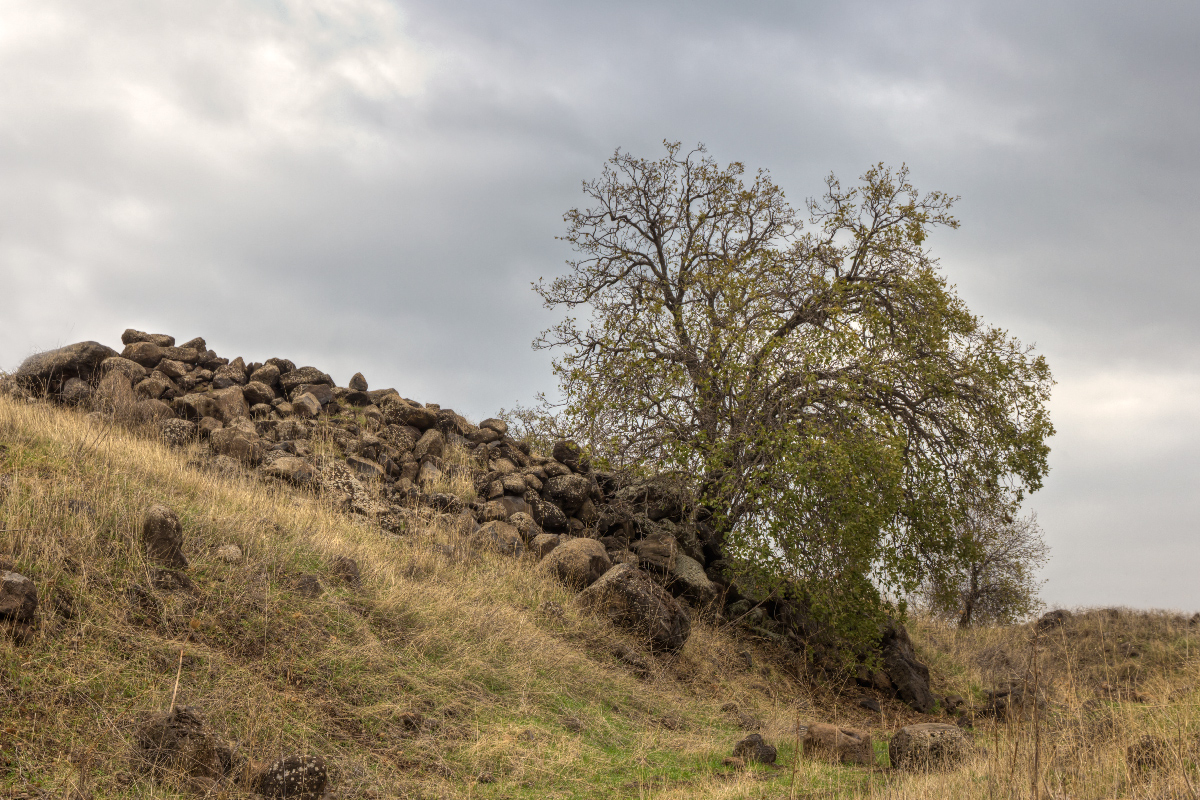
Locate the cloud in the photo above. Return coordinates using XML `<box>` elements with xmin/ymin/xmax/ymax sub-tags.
<box><xmin>1</xmin><ymin>0</ymin><xmax>1198</xmax><ymax>608</ymax></box>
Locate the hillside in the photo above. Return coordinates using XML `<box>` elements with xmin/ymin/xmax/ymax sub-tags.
<box><xmin>2</xmin><ymin>332</ymin><xmax>1199</xmax><ymax>798</ymax></box>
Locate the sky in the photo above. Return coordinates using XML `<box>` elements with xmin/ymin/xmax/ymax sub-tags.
<box><xmin>0</xmin><ymin>0</ymin><xmax>1197</xmax><ymax>611</ymax></box>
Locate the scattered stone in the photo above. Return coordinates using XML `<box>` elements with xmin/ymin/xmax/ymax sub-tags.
<box><xmin>577</xmin><ymin>563</ymin><xmax>691</xmax><ymax>652</ymax></box>
<box><xmin>562</xmin><ymin>715</ymin><xmax>584</xmax><ymax>732</ymax></box>
<box><xmin>1127</xmin><ymin>735</ymin><xmax>1169</xmax><ymax>773</ymax></box>
<box><xmin>0</xmin><ymin>571</ymin><xmax>37</xmax><ymax>623</ymax></box>
<box><xmin>250</xmin><ymin>754</ymin><xmax>327</xmax><ymax>800</ymax></box>
<box><xmin>142</xmin><ymin>504</ymin><xmax>188</xmax><ymax>569</ymax></box>
<box><xmin>293</xmin><ymin>392</ymin><xmax>322</xmax><ymax>418</ymax></box>
<box><xmin>216</xmin><ymin>544</ymin><xmax>242</xmax><ymax>563</ymax></box>
<box><xmin>294</xmin><ymin>575</ymin><xmax>323</xmax><ymax>598</ymax></box>
<box><xmin>888</xmin><ymin>723</ymin><xmax>972</xmax><ymax>771</ymax></box>
<box><xmin>331</xmin><ymin>556</ymin><xmax>361</xmax><ymax>588</ymax></box>
<box><xmin>732</xmin><ymin>733</ymin><xmax>777</xmax><ymax>765</ymax></box>
<box><xmin>133</xmin><ymin>706</ymin><xmax>233</xmax><ymax>787</ymax></box>
<box><xmin>540</xmin><ymin>537</ymin><xmax>611</xmax><ymax>588</ymax></box>
<box><xmin>802</xmin><ymin>722</ymin><xmax>875</xmax><ymax>765</ymax></box>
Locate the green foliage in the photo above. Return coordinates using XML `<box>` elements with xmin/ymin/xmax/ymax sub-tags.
<box><xmin>535</xmin><ymin>141</ymin><xmax>1054</xmax><ymax>643</ymax></box>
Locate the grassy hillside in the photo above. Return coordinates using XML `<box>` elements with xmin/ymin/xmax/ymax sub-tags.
<box><xmin>2</xmin><ymin>394</ymin><xmax>1199</xmax><ymax>799</ymax></box>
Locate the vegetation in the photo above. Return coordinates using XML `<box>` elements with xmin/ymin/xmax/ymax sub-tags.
<box><xmin>533</xmin><ymin>142</ymin><xmax>1055</xmax><ymax>639</ymax></box>
<box><xmin>2</xmin><ymin>393</ymin><xmax>1199</xmax><ymax>799</ymax></box>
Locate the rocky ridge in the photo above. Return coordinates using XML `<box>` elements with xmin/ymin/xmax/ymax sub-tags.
<box><xmin>3</xmin><ymin>329</ymin><xmax>936</xmax><ymax>706</ymax></box>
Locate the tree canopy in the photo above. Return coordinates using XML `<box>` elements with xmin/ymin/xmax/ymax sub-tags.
<box><xmin>534</xmin><ymin>142</ymin><xmax>1054</xmax><ymax>638</ymax></box>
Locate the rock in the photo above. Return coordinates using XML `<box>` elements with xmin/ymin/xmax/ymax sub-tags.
<box><xmin>265</xmin><ymin>456</ymin><xmax>318</xmax><ymax>486</ymax></box>
<box><xmin>530</xmin><ymin>533</ymin><xmax>561</xmax><ymax>558</ymax></box>
<box><xmin>468</xmin><ymin>427</ymin><xmax>502</xmax><ymax>445</ymax></box>
<box><xmin>160</xmin><ymin>418</ymin><xmax>197</xmax><ymax>446</ymax></box>
<box><xmin>632</xmin><ymin>532</ymin><xmax>677</xmax><ymax>574</ymax></box>
<box><xmin>198</xmin><ymin>416</ymin><xmax>224</xmax><ymax>438</ymax></box>
<box><xmin>292</xmin><ymin>383</ymin><xmax>333</xmax><ymax>405</ymax></box>
<box><xmin>346</xmin><ymin>455</ymin><xmax>385</xmax><ymax>480</ymax></box>
<box><xmin>552</xmin><ymin>439</ymin><xmax>589</xmax><ymax>472</ymax></box>
<box><xmin>293</xmin><ymin>392</ymin><xmax>322</xmax><ymax>418</ymax></box>
<box><xmin>133</xmin><ymin>706</ymin><xmax>233</xmax><ymax>785</ymax></box>
<box><xmin>545</xmin><ymin>473</ymin><xmax>592</xmax><ymax>514</ymax></box>
<box><xmin>888</xmin><ymin>723</ymin><xmax>972</xmax><ymax>771</ymax></box>
<box><xmin>577</xmin><ymin>563</ymin><xmax>691</xmax><ymax>652</ymax></box>
<box><xmin>155</xmin><ymin>358</ymin><xmax>188</xmax><ymax>379</ymax></box>
<box><xmin>544</xmin><ymin>460</ymin><xmax>571</xmax><ymax>478</ymax></box>
<box><xmin>802</xmin><ymin>723</ymin><xmax>874</xmax><ymax>765</ymax></box>
<box><xmin>209</xmin><ymin>386</ymin><xmax>250</xmax><ymax>422</ymax></box>
<box><xmin>279</xmin><ymin>366</ymin><xmax>334</xmax><ymax>393</ymax></box>
<box><xmin>210</xmin><ymin>428</ymin><xmax>262</xmax><ymax>465</ymax></box>
<box><xmin>669</xmin><ymin>552</ymin><xmax>718</xmax><ymax>605</ymax></box>
<box><xmin>1036</xmin><ymin>609</ymin><xmax>1072</xmax><ymax>630</ymax></box>
<box><xmin>507</xmin><ymin>512</ymin><xmax>542</xmax><ymax>541</ymax></box>
<box><xmin>412</xmin><ymin>428</ymin><xmax>445</xmax><ymax>461</ymax></box>
<box><xmin>857</xmin><ymin>697</ymin><xmax>882</xmax><ymax>713</ymax></box>
<box><xmin>540</xmin><ymin>537</ymin><xmax>612</xmax><ymax>588</ymax></box>
<box><xmin>122</xmin><ymin>329</ymin><xmax>175</xmax><ymax>347</ymax></box>
<box><xmin>176</xmin><ymin>393</ymin><xmax>221</xmax><ymax>420</ymax></box>
<box><xmin>122</xmin><ymin>341</ymin><xmax>167</xmax><ymax>368</ymax></box>
<box><xmin>101</xmin><ymin>355</ymin><xmax>149</xmax><ymax>383</ymax></box>
<box><xmin>142</xmin><ymin>504</ymin><xmax>188</xmax><ymax>569</ymax></box>
<box><xmin>348</xmin><ymin>372</ymin><xmax>368</xmax><ymax>391</ymax></box>
<box><xmin>294</xmin><ymin>575</ymin><xmax>323</xmax><ymax>598</ymax></box>
<box><xmin>331</xmin><ymin>556</ymin><xmax>361</xmax><ymax>587</ymax></box>
<box><xmin>216</xmin><ymin>544</ymin><xmax>242</xmax><ymax>563</ymax></box>
<box><xmin>417</xmin><ymin>459</ymin><xmax>442</xmax><ymax>486</ymax></box>
<box><xmin>178</xmin><ymin>337</ymin><xmax>207</xmax><ymax>351</ymax></box>
<box><xmin>880</xmin><ymin>620</ymin><xmax>936</xmax><ymax>713</ymax></box>
<box><xmin>732</xmin><ymin>733</ymin><xmax>777</xmax><ymax>765</ymax></box>
<box><xmin>0</xmin><ymin>571</ymin><xmax>37</xmax><ymax>623</ymax></box>
<box><xmin>242</xmin><ymin>381</ymin><xmax>276</xmax><ymax>406</ymax></box>
<box><xmin>525</xmin><ymin>491</ymin><xmax>569</xmax><ymax>532</ymax></box>
<box><xmin>251</xmin><ymin>754</ymin><xmax>327</xmax><ymax>800</ymax></box>
<box><xmin>15</xmin><ymin>341</ymin><xmax>118</xmax><ymax>390</ymax></box>
<box><xmin>470</xmin><ymin>521</ymin><xmax>525</xmax><ymax>556</ymax></box>
<box><xmin>249</xmin><ymin>363</ymin><xmax>280</xmax><ymax>386</ymax></box>
<box><xmin>480</xmin><ymin>418</ymin><xmax>508</xmax><ymax>435</ymax></box>
<box><xmin>501</xmin><ymin>474</ymin><xmax>527</xmax><ymax>495</ymax></box>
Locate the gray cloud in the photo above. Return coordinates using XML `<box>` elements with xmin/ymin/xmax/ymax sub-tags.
<box><xmin>2</xmin><ymin>0</ymin><xmax>1198</xmax><ymax>609</ymax></box>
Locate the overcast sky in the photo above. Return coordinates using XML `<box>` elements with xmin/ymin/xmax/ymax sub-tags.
<box><xmin>1</xmin><ymin>0</ymin><xmax>1197</xmax><ymax>611</ymax></box>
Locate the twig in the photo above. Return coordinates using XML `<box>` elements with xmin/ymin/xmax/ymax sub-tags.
<box><xmin>168</xmin><ymin>647</ymin><xmax>184</xmax><ymax>712</ymax></box>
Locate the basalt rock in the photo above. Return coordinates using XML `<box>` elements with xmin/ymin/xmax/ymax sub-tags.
<box><xmin>577</xmin><ymin>564</ymin><xmax>691</xmax><ymax>652</ymax></box>
<box><xmin>15</xmin><ymin>341</ymin><xmax>118</xmax><ymax>391</ymax></box>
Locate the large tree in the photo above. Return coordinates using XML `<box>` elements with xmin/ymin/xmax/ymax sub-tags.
<box><xmin>535</xmin><ymin>142</ymin><xmax>1053</xmax><ymax>636</ymax></box>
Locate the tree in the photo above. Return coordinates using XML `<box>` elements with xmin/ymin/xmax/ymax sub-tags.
<box><xmin>534</xmin><ymin>142</ymin><xmax>1054</xmax><ymax>640</ymax></box>
<box><xmin>921</xmin><ymin>497</ymin><xmax>1050</xmax><ymax>627</ymax></box>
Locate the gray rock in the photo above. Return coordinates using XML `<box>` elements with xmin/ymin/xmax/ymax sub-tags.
<box><xmin>15</xmin><ymin>341</ymin><xmax>118</xmax><ymax>390</ymax></box>
<box><xmin>348</xmin><ymin>372</ymin><xmax>368</xmax><ymax>391</ymax></box>
<box><xmin>888</xmin><ymin>723</ymin><xmax>972</xmax><ymax>771</ymax></box>
<box><xmin>279</xmin><ymin>366</ymin><xmax>334</xmax><ymax>393</ymax></box>
<box><xmin>0</xmin><ymin>570</ymin><xmax>37</xmax><ymax>623</ymax></box>
<box><xmin>100</xmin><ymin>356</ymin><xmax>149</xmax><ymax>383</ymax></box>
<box><xmin>480</xmin><ymin>418</ymin><xmax>508</xmax><ymax>435</ymax></box>
<box><xmin>142</xmin><ymin>504</ymin><xmax>187</xmax><ymax>569</ymax></box>
<box><xmin>577</xmin><ymin>563</ymin><xmax>691</xmax><ymax>652</ymax></box>
<box><xmin>248</xmin><ymin>363</ymin><xmax>280</xmax><ymax>386</ymax></box>
<box><xmin>210</xmin><ymin>428</ymin><xmax>262</xmax><ymax>464</ymax></box>
<box><xmin>552</xmin><ymin>439</ymin><xmax>589</xmax><ymax>472</ymax></box>
<box><xmin>160</xmin><ymin>418</ymin><xmax>197</xmax><ymax>446</ymax></box>
<box><xmin>632</xmin><ymin>532</ymin><xmax>678</xmax><ymax>574</ymax></box>
<box><xmin>541</xmin><ymin>537</ymin><xmax>611</xmax><ymax>588</ymax></box>
<box><xmin>60</xmin><ymin>377</ymin><xmax>95</xmax><ymax>406</ymax></box>
<box><xmin>670</xmin><ymin>553</ymin><xmax>719</xmax><ymax>605</ymax></box>
<box><xmin>155</xmin><ymin>359</ymin><xmax>188</xmax><ymax>380</ymax></box>
<box><xmin>264</xmin><ymin>456</ymin><xmax>317</xmax><ymax>486</ymax></box>
<box><xmin>545</xmin><ymin>473</ymin><xmax>592</xmax><ymax>514</ymax></box>
<box><xmin>241</xmin><ymin>381</ymin><xmax>276</xmax><ymax>406</ymax></box>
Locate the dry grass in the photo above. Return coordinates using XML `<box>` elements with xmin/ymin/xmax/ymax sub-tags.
<box><xmin>2</xmin><ymin>393</ymin><xmax>1198</xmax><ymax>798</ymax></box>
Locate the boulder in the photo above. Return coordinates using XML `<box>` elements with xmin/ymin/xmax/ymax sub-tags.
<box><xmin>133</xmin><ymin>706</ymin><xmax>233</xmax><ymax>785</ymax></box>
<box><xmin>480</xmin><ymin>418</ymin><xmax>508</xmax><ymax>435</ymax></box>
<box><xmin>545</xmin><ymin>473</ymin><xmax>592</xmax><ymax>514</ymax></box>
<box><xmin>264</xmin><ymin>456</ymin><xmax>318</xmax><ymax>486</ymax></box>
<box><xmin>348</xmin><ymin>372</ymin><xmax>368</xmax><ymax>392</ymax></box>
<box><xmin>155</xmin><ymin>358</ymin><xmax>188</xmax><ymax>380</ymax></box>
<box><xmin>577</xmin><ymin>563</ymin><xmax>691</xmax><ymax>652</ymax></box>
<box><xmin>241</xmin><ymin>381</ymin><xmax>276</xmax><ymax>406</ymax></box>
<box><xmin>211</xmin><ymin>359</ymin><xmax>247</xmax><ymax>389</ymax></box>
<box><xmin>122</xmin><ymin>329</ymin><xmax>175</xmax><ymax>347</ymax></box>
<box><xmin>60</xmin><ymin>376</ymin><xmax>95</xmax><ymax>406</ymax></box>
<box><xmin>278</xmin><ymin>366</ymin><xmax>334</xmax><ymax>393</ymax></box>
<box><xmin>670</xmin><ymin>553</ymin><xmax>719</xmax><ymax>605</ymax></box>
<box><xmin>346</xmin><ymin>455</ymin><xmax>384</xmax><ymax>480</ymax></box>
<box><xmin>470</xmin><ymin>521</ymin><xmax>525</xmax><ymax>556</ymax></box>
<box><xmin>175</xmin><ymin>393</ymin><xmax>220</xmax><ymax>420</ymax></box>
<box><xmin>468</xmin><ymin>427</ymin><xmax>502</xmax><ymax>445</ymax></box>
<box><xmin>0</xmin><ymin>570</ymin><xmax>37</xmax><ymax>623</ymax></box>
<box><xmin>880</xmin><ymin>621</ymin><xmax>936</xmax><ymax>713</ymax></box>
<box><xmin>142</xmin><ymin>504</ymin><xmax>188</xmax><ymax>569</ymax></box>
<box><xmin>251</xmin><ymin>754</ymin><xmax>327</xmax><ymax>800</ymax></box>
<box><xmin>412</xmin><ymin>428</ymin><xmax>445</xmax><ymax>461</ymax></box>
<box><xmin>417</xmin><ymin>459</ymin><xmax>441</xmax><ymax>486</ymax></box>
<box><xmin>209</xmin><ymin>386</ymin><xmax>250</xmax><ymax>422</ymax></box>
<box><xmin>540</xmin><ymin>537</ymin><xmax>612</xmax><ymax>588</ymax></box>
<box><xmin>552</xmin><ymin>439</ymin><xmax>589</xmax><ymax>472</ymax></box>
<box><xmin>732</xmin><ymin>734</ymin><xmax>777</xmax><ymax>765</ymax></box>
<box><xmin>1036</xmin><ymin>609</ymin><xmax>1072</xmax><ymax>631</ymax></box>
<box><xmin>216</xmin><ymin>544</ymin><xmax>243</xmax><ymax>563</ymax></box>
<box><xmin>802</xmin><ymin>723</ymin><xmax>874</xmax><ymax>765</ymax></box>
<box><xmin>292</xmin><ymin>383</ymin><xmax>333</xmax><ymax>405</ymax></box>
<box><xmin>632</xmin><ymin>532</ymin><xmax>677</xmax><ymax>574</ymax></box>
<box><xmin>530</xmin><ymin>533</ymin><xmax>561</xmax><ymax>559</ymax></box>
<box><xmin>888</xmin><ymin>723</ymin><xmax>972</xmax><ymax>771</ymax></box>
<box><xmin>101</xmin><ymin>356</ymin><xmax>149</xmax><ymax>383</ymax></box>
<box><xmin>507</xmin><ymin>511</ymin><xmax>543</xmax><ymax>542</ymax></box>
<box><xmin>248</xmin><ymin>363</ymin><xmax>280</xmax><ymax>386</ymax></box>
<box><xmin>15</xmin><ymin>341</ymin><xmax>118</xmax><ymax>390</ymax></box>
<box><xmin>160</xmin><ymin>418</ymin><xmax>197</xmax><ymax>447</ymax></box>
<box><xmin>121</xmin><ymin>341</ymin><xmax>167</xmax><ymax>369</ymax></box>
<box><xmin>293</xmin><ymin>392</ymin><xmax>322</xmax><ymax>418</ymax></box>
<box><xmin>524</xmin><ymin>491</ymin><xmax>569</xmax><ymax>532</ymax></box>
<box><xmin>210</xmin><ymin>428</ymin><xmax>262</xmax><ymax>464</ymax></box>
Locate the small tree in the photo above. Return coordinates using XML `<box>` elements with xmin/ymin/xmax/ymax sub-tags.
<box><xmin>535</xmin><ymin>142</ymin><xmax>1054</xmax><ymax>641</ymax></box>
<box><xmin>922</xmin><ymin>498</ymin><xmax>1050</xmax><ymax>627</ymax></box>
